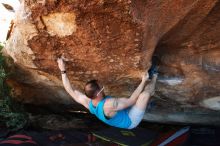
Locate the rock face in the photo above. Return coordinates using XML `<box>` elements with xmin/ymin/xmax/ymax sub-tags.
<box><xmin>4</xmin><ymin>0</ymin><xmax>220</xmax><ymax>124</ymax></box>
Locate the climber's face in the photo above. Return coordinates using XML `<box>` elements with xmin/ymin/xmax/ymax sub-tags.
<box><xmin>96</xmin><ymin>86</ymin><xmax>104</xmax><ymax>97</ymax></box>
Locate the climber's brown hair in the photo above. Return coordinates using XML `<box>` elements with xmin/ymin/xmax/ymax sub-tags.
<box><xmin>84</xmin><ymin>80</ymin><xmax>101</xmax><ymax>99</ymax></box>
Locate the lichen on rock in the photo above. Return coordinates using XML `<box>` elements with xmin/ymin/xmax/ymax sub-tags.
<box><xmin>42</xmin><ymin>12</ymin><xmax>77</xmax><ymax>37</ymax></box>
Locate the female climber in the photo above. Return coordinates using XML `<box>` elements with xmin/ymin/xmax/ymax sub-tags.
<box><xmin>57</xmin><ymin>57</ymin><xmax>157</xmax><ymax>129</ymax></box>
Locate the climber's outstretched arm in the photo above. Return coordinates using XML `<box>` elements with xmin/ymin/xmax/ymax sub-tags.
<box><xmin>57</xmin><ymin>58</ymin><xmax>90</xmax><ymax>109</ymax></box>
<box><xmin>106</xmin><ymin>72</ymin><xmax>149</xmax><ymax>111</ymax></box>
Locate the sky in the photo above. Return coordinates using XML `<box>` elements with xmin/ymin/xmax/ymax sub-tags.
<box><xmin>0</xmin><ymin>0</ymin><xmax>20</xmax><ymax>42</ymax></box>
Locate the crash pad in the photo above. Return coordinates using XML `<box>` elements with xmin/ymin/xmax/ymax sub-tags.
<box><xmin>92</xmin><ymin>127</ymin><xmax>158</xmax><ymax>146</ymax></box>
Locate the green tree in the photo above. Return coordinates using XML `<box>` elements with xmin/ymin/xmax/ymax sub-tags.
<box><xmin>0</xmin><ymin>43</ymin><xmax>28</xmax><ymax>131</ymax></box>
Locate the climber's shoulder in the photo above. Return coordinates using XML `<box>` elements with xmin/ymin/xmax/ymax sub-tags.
<box><xmin>74</xmin><ymin>90</ymin><xmax>91</xmax><ymax>109</ymax></box>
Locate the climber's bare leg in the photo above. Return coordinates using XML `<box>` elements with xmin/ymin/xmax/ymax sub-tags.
<box><xmin>134</xmin><ymin>74</ymin><xmax>158</xmax><ymax>110</ymax></box>
<box><xmin>127</xmin><ymin>74</ymin><xmax>158</xmax><ymax>129</ymax></box>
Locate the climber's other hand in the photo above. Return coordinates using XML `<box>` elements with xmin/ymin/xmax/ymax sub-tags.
<box><xmin>142</xmin><ymin>71</ymin><xmax>149</xmax><ymax>82</ymax></box>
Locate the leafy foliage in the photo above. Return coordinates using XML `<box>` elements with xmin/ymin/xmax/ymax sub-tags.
<box><xmin>0</xmin><ymin>42</ymin><xmax>28</xmax><ymax>131</ymax></box>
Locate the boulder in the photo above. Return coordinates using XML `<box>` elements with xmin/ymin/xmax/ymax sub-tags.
<box><xmin>3</xmin><ymin>0</ymin><xmax>220</xmax><ymax>124</ymax></box>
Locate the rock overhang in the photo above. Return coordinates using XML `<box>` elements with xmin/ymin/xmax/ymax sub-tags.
<box><xmin>2</xmin><ymin>0</ymin><xmax>220</xmax><ymax>124</ymax></box>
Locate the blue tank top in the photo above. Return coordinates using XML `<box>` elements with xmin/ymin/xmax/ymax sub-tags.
<box><xmin>89</xmin><ymin>96</ymin><xmax>131</xmax><ymax>129</ymax></box>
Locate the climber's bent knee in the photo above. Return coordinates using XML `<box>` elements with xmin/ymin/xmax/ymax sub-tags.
<box><xmin>127</xmin><ymin>105</ymin><xmax>145</xmax><ymax>129</ymax></box>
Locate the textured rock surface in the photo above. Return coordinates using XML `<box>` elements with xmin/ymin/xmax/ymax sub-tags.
<box><xmin>3</xmin><ymin>0</ymin><xmax>220</xmax><ymax>124</ymax></box>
